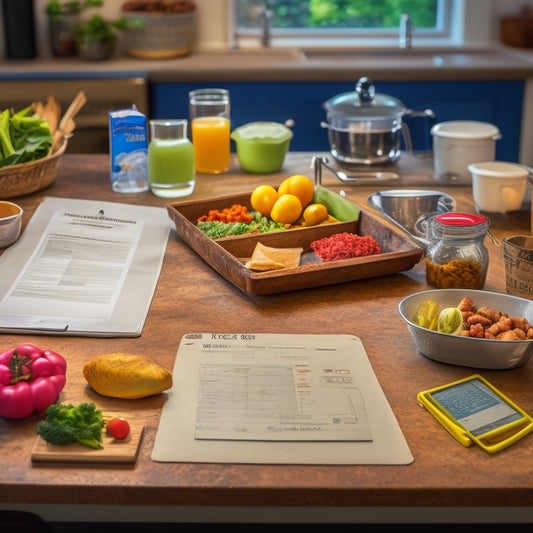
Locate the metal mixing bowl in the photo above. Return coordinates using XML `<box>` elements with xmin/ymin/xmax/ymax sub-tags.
<box><xmin>398</xmin><ymin>289</ymin><xmax>533</xmax><ymax>369</ymax></box>
<box><xmin>368</xmin><ymin>189</ymin><xmax>455</xmax><ymax>232</ymax></box>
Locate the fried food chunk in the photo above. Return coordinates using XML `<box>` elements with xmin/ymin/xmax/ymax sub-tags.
<box><xmin>460</xmin><ymin>323</ymin><xmax>485</xmax><ymax>338</ymax></box>
<box><xmin>496</xmin><ymin>330</ymin><xmax>525</xmax><ymax>341</ymax></box>
<box><xmin>457</xmin><ymin>299</ymin><xmax>532</xmax><ymax>341</ymax></box>
<box><xmin>458</xmin><ymin>297</ymin><xmax>475</xmax><ymax>313</ymax></box>
<box><xmin>476</xmin><ymin>306</ymin><xmax>502</xmax><ymax>323</ymax></box>
<box><xmin>485</xmin><ymin>317</ymin><xmax>512</xmax><ymax>338</ymax></box>
<box><xmin>467</xmin><ymin>314</ymin><xmax>493</xmax><ymax>327</ymax></box>
<box><xmin>458</xmin><ymin>297</ymin><xmax>476</xmax><ymax>322</ymax></box>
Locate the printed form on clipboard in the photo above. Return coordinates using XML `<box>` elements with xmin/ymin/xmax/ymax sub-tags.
<box><xmin>152</xmin><ymin>334</ymin><xmax>414</xmax><ymax>465</ymax></box>
<box><xmin>195</xmin><ymin>338</ymin><xmax>372</xmax><ymax>441</ymax></box>
<box><xmin>0</xmin><ymin>197</ymin><xmax>172</xmax><ymax>337</ymax></box>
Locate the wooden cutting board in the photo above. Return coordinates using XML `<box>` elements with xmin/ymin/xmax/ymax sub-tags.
<box><xmin>31</xmin><ymin>424</ymin><xmax>144</xmax><ymax>464</ymax></box>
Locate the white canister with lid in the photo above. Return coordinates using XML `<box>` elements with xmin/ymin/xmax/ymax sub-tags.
<box><xmin>431</xmin><ymin>121</ymin><xmax>501</xmax><ymax>184</ymax></box>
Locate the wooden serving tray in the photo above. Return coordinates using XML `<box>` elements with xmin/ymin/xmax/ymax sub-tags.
<box><xmin>167</xmin><ymin>191</ymin><xmax>424</xmax><ymax>295</ymax></box>
<box><xmin>31</xmin><ymin>424</ymin><xmax>144</xmax><ymax>464</ymax></box>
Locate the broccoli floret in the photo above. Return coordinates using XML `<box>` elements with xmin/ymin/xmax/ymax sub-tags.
<box><xmin>36</xmin><ymin>402</ymin><xmax>104</xmax><ymax>449</ymax></box>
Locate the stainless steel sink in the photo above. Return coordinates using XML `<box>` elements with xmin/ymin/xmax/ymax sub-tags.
<box><xmin>192</xmin><ymin>49</ymin><xmax>303</xmax><ymax>63</ymax></box>
<box><xmin>189</xmin><ymin>47</ymin><xmax>511</xmax><ymax>69</ymax></box>
<box><xmin>298</xmin><ymin>47</ymin><xmax>500</xmax><ymax>67</ymax></box>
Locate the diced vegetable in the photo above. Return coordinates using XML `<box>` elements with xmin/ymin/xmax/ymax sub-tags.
<box><xmin>197</xmin><ymin>212</ymin><xmax>287</xmax><ymax>239</ymax></box>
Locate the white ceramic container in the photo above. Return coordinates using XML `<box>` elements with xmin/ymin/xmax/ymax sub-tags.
<box><xmin>468</xmin><ymin>161</ymin><xmax>528</xmax><ymax>213</ymax></box>
<box><xmin>431</xmin><ymin>121</ymin><xmax>501</xmax><ymax>184</ymax></box>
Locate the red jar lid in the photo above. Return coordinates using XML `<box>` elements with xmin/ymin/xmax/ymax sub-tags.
<box><xmin>434</xmin><ymin>212</ymin><xmax>488</xmax><ymax>226</ymax></box>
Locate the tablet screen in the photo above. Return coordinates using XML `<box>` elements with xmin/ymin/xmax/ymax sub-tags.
<box><xmin>430</xmin><ymin>377</ymin><xmax>523</xmax><ymax>437</ymax></box>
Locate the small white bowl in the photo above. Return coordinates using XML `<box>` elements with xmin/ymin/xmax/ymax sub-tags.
<box><xmin>468</xmin><ymin>161</ymin><xmax>528</xmax><ymax>213</ymax></box>
<box><xmin>0</xmin><ymin>200</ymin><xmax>23</xmax><ymax>247</ymax></box>
<box><xmin>398</xmin><ymin>289</ymin><xmax>533</xmax><ymax>369</ymax></box>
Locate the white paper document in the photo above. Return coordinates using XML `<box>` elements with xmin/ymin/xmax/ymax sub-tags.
<box><xmin>152</xmin><ymin>333</ymin><xmax>414</xmax><ymax>465</ymax></box>
<box><xmin>0</xmin><ymin>197</ymin><xmax>172</xmax><ymax>337</ymax></box>
<box><xmin>195</xmin><ymin>338</ymin><xmax>371</xmax><ymax>441</ymax></box>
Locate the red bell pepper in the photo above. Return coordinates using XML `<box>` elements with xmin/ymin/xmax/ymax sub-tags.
<box><xmin>0</xmin><ymin>343</ymin><xmax>67</xmax><ymax>419</ymax></box>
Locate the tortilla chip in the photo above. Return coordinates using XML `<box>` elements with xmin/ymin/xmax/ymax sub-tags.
<box><xmin>245</xmin><ymin>242</ymin><xmax>303</xmax><ymax>271</ymax></box>
<box><xmin>245</xmin><ymin>259</ymin><xmax>286</xmax><ymax>271</ymax></box>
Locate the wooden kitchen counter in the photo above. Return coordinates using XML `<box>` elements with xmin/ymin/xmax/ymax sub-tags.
<box><xmin>2</xmin><ymin>47</ymin><xmax>533</xmax><ymax>83</ymax></box>
<box><xmin>0</xmin><ymin>152</ymin><xmax>532</xmax><ymax>525</ymax></box>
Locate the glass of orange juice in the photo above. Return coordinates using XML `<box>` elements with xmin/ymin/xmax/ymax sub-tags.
<box><xmin>189</xmin><ymin>88</ymin><xmax>230</xmax><ymax>174</ymax></box>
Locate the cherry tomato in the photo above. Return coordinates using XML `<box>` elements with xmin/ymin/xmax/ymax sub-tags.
<box><xmin>107</xmin><ymin>417</ymin><xmax>131</xmax><ymax>439</ymax></box>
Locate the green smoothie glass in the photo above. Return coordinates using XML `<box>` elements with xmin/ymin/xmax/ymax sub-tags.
<box><xmin>148</xmin><ymin>119</ymin><xmax>195</xmax><ymax>198</ymax></box>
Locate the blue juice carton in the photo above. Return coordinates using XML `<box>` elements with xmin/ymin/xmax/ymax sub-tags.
<box><xmin>108</xmin><ymin>108</ymin><xmax>149</xmax><ymax>192</ymax></box>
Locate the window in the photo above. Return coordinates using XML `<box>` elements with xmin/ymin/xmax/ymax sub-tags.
<box><xmin>232</xmin><ymin>0</ymin><xmax>457</xmax><ymax>49</ymax></box>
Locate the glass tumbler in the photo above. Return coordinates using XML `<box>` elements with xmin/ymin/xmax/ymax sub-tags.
<box><xmin>148</xmin><ymin>119</ymin><xmax>195</xmax><ymax>198</ymax></box>
<box><xmin>189</xmin><ymin>88</ymin><xmax>230</xmax><ymax>174</ymax></box>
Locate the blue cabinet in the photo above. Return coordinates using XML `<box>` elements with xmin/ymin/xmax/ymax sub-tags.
<box><xmin>151</xmin><ymin>80</ymin><xmax>524</xmax><ymax>162</ymax></box>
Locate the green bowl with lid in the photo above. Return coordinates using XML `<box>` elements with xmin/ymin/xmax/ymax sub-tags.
<box><xmin>231</xmin><ymin>121</ymin><xmax>293</xmax><ymax>174</ymax></box>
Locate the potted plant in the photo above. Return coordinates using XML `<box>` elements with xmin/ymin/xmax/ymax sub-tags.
<box><xmin>121</xmin><ymin>1</ymin><xmax>196</xmax><ymax>59</ymax></box>
<box><xmin>46</xmin><ymin>0</ymin><xmax>104</xmax><ymax>57</ymax></box>
<box><xmin>74</xmin><ymin>13</ymin><xmax>130</xmax><ymax>60</ymax></box>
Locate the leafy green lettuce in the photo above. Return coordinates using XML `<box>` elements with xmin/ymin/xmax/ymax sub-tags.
<box><xmin>0</xmin><ymin>106</ymin><xmax>53</xmax><ymax>168</ymax></box>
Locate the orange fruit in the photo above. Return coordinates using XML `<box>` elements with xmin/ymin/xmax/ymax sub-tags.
<box><xmin>303</xmin><ymin>203</ymin><xmax>328</xmax><ymax>226</ymax></box>
<box><xmin>277</xmin><ymin>175</ymin><xmax>314</xmax><ymax>208</ymax></box>
<box><xmin>250</xmin><ymin>184</ymin><xmax>278</xmax><ymax>217</ymax></box>
<box><xmin>270</xmin><ymin>194</ymin><xmax>302</xmax><ymax>224</ymax></box>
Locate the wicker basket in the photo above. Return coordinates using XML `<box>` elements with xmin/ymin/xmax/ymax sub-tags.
<box><xmin>0</xmin><ymin>140</ymin><xmax>67</xmax><ymax>199</ymax></box>
<box><xmin>123</xmin><ymin>11</ymin><xmax>195</xmax><ymax>59</ymax></box>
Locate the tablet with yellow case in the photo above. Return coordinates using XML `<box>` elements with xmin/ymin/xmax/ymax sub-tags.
<box><xmin>417</xmin><ymin>374</ymin><xmax>533</xmax><ymax>454</ymax></box>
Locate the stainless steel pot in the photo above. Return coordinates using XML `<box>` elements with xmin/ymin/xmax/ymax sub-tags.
<box><xmin>322</xmin><ymin>77</ymin><xmax>434</xmax><ymax>166</ymax></box>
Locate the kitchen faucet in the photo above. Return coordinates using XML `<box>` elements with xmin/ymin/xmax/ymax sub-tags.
<box><xmin>259</xmin><ymin>3</ymin><xmax>273</xmax><ymax>47</ymax></box>
<box><xmin>230</xmin><ymin>2</ymin><xmax>273</xmax><ymax>49</ymax></box>
<box><xmin>399</xmin><ymin>13</ymin><xmax>412</xmax><ymax>49</ymax></box>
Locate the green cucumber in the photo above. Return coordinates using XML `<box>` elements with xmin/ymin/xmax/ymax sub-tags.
<box><xmin>313</xmin><ymin>186</ymin><xmax>360</xmax><ymax>221</ymax></box>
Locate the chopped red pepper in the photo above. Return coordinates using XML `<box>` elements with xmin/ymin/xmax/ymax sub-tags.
<box><xmin>197</xmin><ymin>204</ymin><xmax>254</xmax><ymax>224</ymax></box>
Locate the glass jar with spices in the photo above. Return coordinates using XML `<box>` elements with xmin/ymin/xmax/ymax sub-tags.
<box><xmin>424</xmin><ymin>212</ymin><xmax>489</xmax><ymax>290</ymax></box>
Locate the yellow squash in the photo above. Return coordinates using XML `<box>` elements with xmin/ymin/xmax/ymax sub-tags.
<box><xmin>83</xmin><ymin>353</ymin><xmax>173</xmax><ymax>399</ymax></box>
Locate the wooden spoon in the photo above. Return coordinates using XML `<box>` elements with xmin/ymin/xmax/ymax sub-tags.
<box><xmin>52</xmin><ymin>90</ymin><xmax>87</xmax><ymax>153</ymax></box>
<box><xmin>32</xmin><ymin>95</ymin><xmax>61</xmax><ymax>134</ymax></box>
<box><xmin>44</xmin><ymin>95</ymin><xmax>61</xmax><ymax>134</ymax></box>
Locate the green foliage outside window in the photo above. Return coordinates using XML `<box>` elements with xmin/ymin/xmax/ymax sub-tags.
<box><xmin>236</xmin><ymin>0</ymin><xmax>438</xmax><ymax>30</ymax></box>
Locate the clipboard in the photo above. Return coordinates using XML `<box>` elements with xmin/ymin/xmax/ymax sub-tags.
<box><xmin>0</xmin><ymin>197</ymin><xmax>172</xmax><ymax>337</ymax></box>
<box><xmin>417</xmin><ymin>374</ymin><xmax>533</xmax><ymax>454</ymax></box>
<box><xmin>152</xmin><ymin>333</ymin><xmax>414</xmax><ymax>465</ymax></box>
